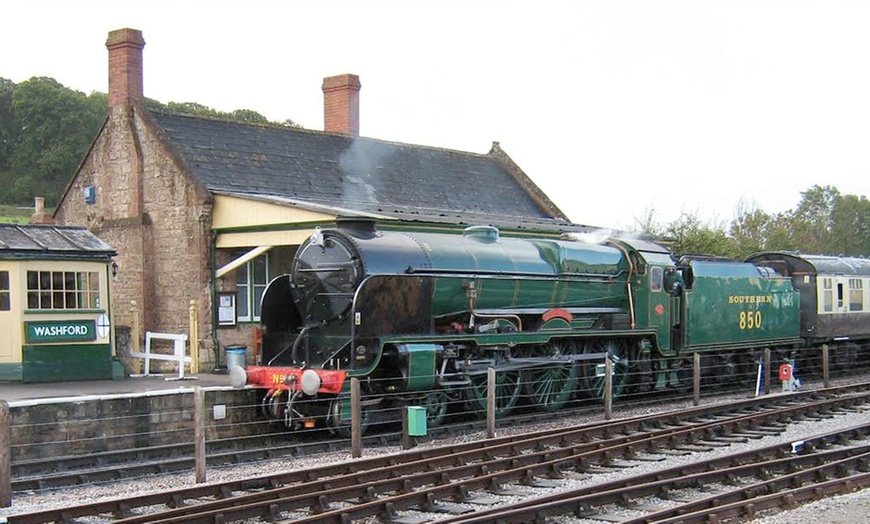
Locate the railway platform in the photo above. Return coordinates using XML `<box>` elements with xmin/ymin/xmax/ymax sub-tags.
<box><xmin>0</xmin><ymin>372</ymin><xmax>234</xmax><ymax>405</ymax></box>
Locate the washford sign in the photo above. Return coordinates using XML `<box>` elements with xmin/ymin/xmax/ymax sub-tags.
<box><xmin>25</xmin><ymin>320</ymin><xmax>97</xmax><ymax>344</ymax></box>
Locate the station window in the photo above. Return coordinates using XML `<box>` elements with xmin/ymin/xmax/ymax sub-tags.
<box><xmin>849</xmin><ymin>279</ymin><xmax>864</xmax><ymax>312</ymax></box>
<box><xmin>0</xmin><ymin>271</ymin><xmax>9</xmax><ymax>311</ymax></box>
<box><xmin>26</xmin><ymin>271</ymin><xmax>100</xmax><ymax>310</ymax></box>
<box><xmin>822</xmin><ymin>278</ymin><xmax>833</xmax><ymax>312</ymax></box>
<box><xmin>236</xmin><ymin>253</ymin><xmax>269</xmax><ymax>322</ymax></box>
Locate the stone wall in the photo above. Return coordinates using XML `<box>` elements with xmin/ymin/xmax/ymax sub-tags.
<box><xmin>8</xmin><ymin>388</ymin><xmax>260</xmax><ymax>461</ymax></box>
<box><xmin>54</xmin><ymin>104</ymin><xmax>216</xmax><ymax>372</ymax></box>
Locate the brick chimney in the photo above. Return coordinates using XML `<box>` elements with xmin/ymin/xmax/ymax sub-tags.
<box><xmin>322</xmin><ymin>74</ymin><xmax>361</xmax><ymax>136</ymax></box>
<box><xmin>106</xmin><ymin>28</ymin><xmax>145</xmax><ymax>108</ymax></box>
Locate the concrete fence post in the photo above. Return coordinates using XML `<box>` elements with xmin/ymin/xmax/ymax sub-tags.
<box><xmin>693</xmin><ymin>353</ymin><xmax>701</xmax><ymax>406</ymax></box>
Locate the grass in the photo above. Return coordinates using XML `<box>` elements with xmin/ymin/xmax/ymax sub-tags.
<box><xmin>0</xmin><ymin>204</ymin><xmax>35</xmax><ymax>224</ymax></box>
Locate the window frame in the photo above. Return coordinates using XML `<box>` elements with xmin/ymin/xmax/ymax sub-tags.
<box><xmin>0</xmin><ymin>271</ymin><xmax>9</xmax><ymax>311</ymax></box>
<box><xmin>25</xmin><ymin>270</ymin><xmax>101</xmax><ymax>311</ymax></box>
<box><xmin>235</xmin><ymin>253</ymin><xmax>269</xmax><ymax>323</ymax></box>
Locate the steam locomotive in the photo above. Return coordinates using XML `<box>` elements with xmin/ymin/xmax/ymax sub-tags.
<box><xmin>230</xmin><ymin>219</ymin><xmax>870</xmax><ymax>432</ymax></box>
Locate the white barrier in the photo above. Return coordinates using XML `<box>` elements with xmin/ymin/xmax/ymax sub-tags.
<box><xmin>131</xmin><ymin>331</ymin><xmax>191</xmax><ymax>380</ymax></box>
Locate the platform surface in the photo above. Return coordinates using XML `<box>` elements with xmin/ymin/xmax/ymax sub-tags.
<box><xmin>0</xmin><ymin>372</ymin><xmax>234</xmax><ymax>404</ymax></box>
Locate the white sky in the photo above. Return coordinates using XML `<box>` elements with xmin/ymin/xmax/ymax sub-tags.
<box><xmin>3</xmin><ymin>0</ymin><xmax>869</xmax><ymax>230</ymax></box>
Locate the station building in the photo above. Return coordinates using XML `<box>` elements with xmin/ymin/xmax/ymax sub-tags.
<box><xmin>0</xmin><ymin>223</ymin><xmax>117</xmax><ymax>382</ymax></box>
<box><xmin>51</xmin><ymin>28</ymin><xmax>593</xmax><ymax>374</ymax></box>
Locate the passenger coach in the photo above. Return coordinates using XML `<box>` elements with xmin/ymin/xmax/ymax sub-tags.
<box><xmin>746</xmin><ymin>252</ymin><xmax>870</xmax><ymax>342</ymax></box>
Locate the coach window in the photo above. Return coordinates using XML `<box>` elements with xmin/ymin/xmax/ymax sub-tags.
<box><xmin>822</xmin><ymin>278</ymin><xmax>833</xmax><ymax>312</ymax></box>
<box><xmin>236</xmin><ymin>252</ymin><xmax>269</xmax><ymax>322</ymax></box>
<box><xmin>650</xmin><ymin>266</ymin><xmax>663</xmax><ymax>292</ymax></box>
<box><xmin>0</xmin><ymin>271</ymin><xmax>9</xmax><ymax>311</ymax></box>
<box><xmin>849</xmin><ymin>279</ymin><xmax>864</xmax><ymax>311</ymax></box>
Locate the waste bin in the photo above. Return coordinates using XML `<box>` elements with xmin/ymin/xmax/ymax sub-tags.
<box><xmin>225</xmin><ymin>344</ymin><xmax>247</xmax><ymax>369</ymax></box>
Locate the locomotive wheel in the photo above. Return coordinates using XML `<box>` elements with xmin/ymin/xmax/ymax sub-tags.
<box><xmin>524</xmin><ymin>339</ymin><xmax>579</xmax><ymax>411</ymax></box>
<box><xmin>578</xmin><ymin>339</ymin><xmax>630</xmax><ymax>400</ymax></box>
<box><xmin>328</xmin><ymin>395</ymin><xmax>371</xmax><ymax>438</ymax></box>
<box><xmin>424</xmin><ymin>389</ymin><xmax>451</xmax><ymax>427</ymax></box>
<box><xmin>465</xmin><ymin>369</ymin><xmax>523</xmax><ymax>417</ymax></box>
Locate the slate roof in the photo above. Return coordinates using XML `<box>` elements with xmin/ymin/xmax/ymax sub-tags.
<box><xmin>147</xmin><ymin>110</ymin><xmax>585</xmax><ymax>233</ymax></box>
<box><xmin>0</xmin><ymin>225</ymin><xmax>116</xmax><ymax>261</ymax></box>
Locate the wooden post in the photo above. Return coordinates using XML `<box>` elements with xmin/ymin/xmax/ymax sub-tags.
<box><xmin>1</xmin><ymin>400</ymin><xmax>11</xmax><ymax>507</ymax></box>
<box><xmin>604</xmin><ymin>359</ymin><xmax>612</xmax><ymax>420</ymax></box>
<box><xmin>486</xmin><ymin>367</ymin><xmax>496</xmax><ymax>439</ymax></box>
<box><xmin>822</xmin><ymin>344</ymin><xmax>830</xmax><ymax>388</ymax></box>
<box><xmin>194</xmin><ymin>387</ymin><xmax>206</xmax><ymax>483</ymax></box>
<box><xmin>693</xmin><ymin>353</ymin><xmax>701</xmax><ymax>406</ymax></box>
<box><xmin>764</xmin><ymin>348</ymin><xmax>771</xmax><ymax>395</ymax></box>
<box><xmin>189</xmin><ymin>300</ymin><xmax>199</xmax><ymax>374</ymax></box>
<box><xmin>351</xmin><ymin>378</ymin><xmax>361</xmax><ymax>458</ymax></box>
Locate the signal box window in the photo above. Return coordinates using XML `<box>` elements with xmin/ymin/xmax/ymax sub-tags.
<box><xmin>0</xmin><ymin>271</ymin><xmax>9</xmax><ymax>311</ymax></box>
<box><xmin>26</xmin><ymin>271</ymin><xmax>100</xmax><ymax>310</ymax></box>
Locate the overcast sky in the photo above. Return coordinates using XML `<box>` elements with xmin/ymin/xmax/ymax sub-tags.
<box><xmin>3</xmin><ymin>0</ymin><xmax>869</xmax><ymax>231</ymax></box>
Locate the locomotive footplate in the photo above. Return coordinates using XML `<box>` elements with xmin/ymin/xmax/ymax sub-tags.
<box><xmin>457</xmin><ymin>352</ymin><xmax>609</xmax><ymax>375</ymax></box>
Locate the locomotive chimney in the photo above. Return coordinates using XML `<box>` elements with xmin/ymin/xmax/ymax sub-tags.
<box><xmin>322</xmin><ymin>74</ymin><xmax>361</xmax><ymax>136</ymax></box>
<box><xmin>106</xmin><ymin>28</ymin><xmax>145</xmax><ymax>108</ymax></box>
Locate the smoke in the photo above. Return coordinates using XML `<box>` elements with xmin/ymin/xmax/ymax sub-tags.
<box><xmin>564</xmin><ymin>228</ymin><xmax>652</xmax><ymax>246</ymax></box>
<box><xmin>338</xmin><ymin>139</ymin><xmax>394</xmax><ymax>206</ymax></box>
<box><xmin>562</xmin><ymin>229</ymin><xmax>617</xmax><ymax>245</ymax></box>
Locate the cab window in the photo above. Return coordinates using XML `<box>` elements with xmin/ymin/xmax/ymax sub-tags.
<box><xmin>650</xmin><ymin>266</ymin><xmax>663</xmax><ymax>292</ymax></box>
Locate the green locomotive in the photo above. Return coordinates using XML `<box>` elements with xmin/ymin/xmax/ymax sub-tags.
<box><xmin>235</xmin><ymin>220</ymin><xmax>803</xmax><ymax>432</ymax></box>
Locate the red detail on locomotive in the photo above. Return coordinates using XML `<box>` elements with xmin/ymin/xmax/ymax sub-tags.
<box><xmin>244</xmin><ymin>366</ymin><xmax>347</xmax><ymax>394</ymax></box>
<box><xmin>655</xmin><ymin>304</ymin><xmax>665</xmax><ymax>315</ymax></box>
<box><xmin>542</xmin><ymin>308</ymin><xmax>573</xmax><ymax>323</ymax></box>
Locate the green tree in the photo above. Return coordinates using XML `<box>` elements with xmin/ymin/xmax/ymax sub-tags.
<box><xmin>0</xmin><ymin>77</ymin><xmax>14</xmax><ymax>171</ymax></box>
<box><xmin>790</xmin><ymin>185</ymin><xmax>840</xmax><ymax>254</ymax></box>
<box><xmin>829</xmin><ymin>193</ymin><xmax>870</xmax><ymax>256</ymax></box>
<box><xmin>664</xmin><ymin>211</ymin><xmax>737</xmax><ymax>259</ymax></box>
<box><xmin>730</xmin><ymin>200</ymin><xmax>772</xmax><ymax>258</ymax></box>
<box><xmin>8</xmin><ymin>77</ymin><xmax>105</xmax><ymax>206</ymax></box>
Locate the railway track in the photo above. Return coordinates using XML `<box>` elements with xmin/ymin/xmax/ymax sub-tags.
<box><xmin>7</xmin><ymin>384</ymin><xmax>710</xmax><ymax>492</ymax></box>
<box><xmin>433</xmin><ymin>424</ymin><xmax>870</xmax><ymax>523</ymax></box>
<box><xmin>9</xmin><ymin>362</ymin><xmax>862</xmax><ymax>493</ymax></box>
<box><xmin>7</xmin><ymin>383</ymin><xmax>870</xmax><ymax>523</ymax></box>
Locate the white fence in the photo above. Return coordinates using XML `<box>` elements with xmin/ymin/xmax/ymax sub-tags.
<box><xmin>131</xmin><ymin>331</ymin><xmax>191</xmax><ymax>379</ymax></box>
